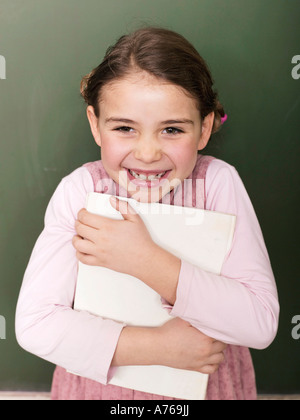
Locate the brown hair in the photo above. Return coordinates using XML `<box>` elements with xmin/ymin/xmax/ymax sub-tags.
<box><xmin>81</xmin><ymin>27</ymin><xmax>225</xmax><ymax>133</ymax></box>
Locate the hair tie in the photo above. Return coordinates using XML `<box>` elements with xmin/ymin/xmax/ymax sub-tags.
<box><xmin>221</xmin><ymin>114</ymin><xmax>228</xmax><ymax>124</ymax></box>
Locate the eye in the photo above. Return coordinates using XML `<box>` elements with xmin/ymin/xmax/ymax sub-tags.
<box><xmin>163</xmin><ymin>127</ymin><xmax>184</xmax><ymax>135</ymax></box>
<box><xmin>114</xmin><ymin>126</ymin><xmax>134</xmax><ymax>133</ymax></box>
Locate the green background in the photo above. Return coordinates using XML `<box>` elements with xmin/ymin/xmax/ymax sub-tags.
<box><xmin>0</xmin><ymin>0</ymin><xmax>299</xmax><ymax>394</ymax></box>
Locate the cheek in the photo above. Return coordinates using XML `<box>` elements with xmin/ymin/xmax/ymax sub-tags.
<box><xmin>168</xmin><ymin>142</ymin><xmax>198</xmax><ymax>174</ymax></box>
<box><xmin>100</xmin><ymin>135</ymin><xmax>130</xmax><ymax>169</ymax></box>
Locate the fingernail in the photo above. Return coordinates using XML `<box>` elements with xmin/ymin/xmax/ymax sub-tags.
<box><xmin>128</xmin><ymin>204</ymin><xmax>136</xmax><ymax>214</ymax></box>
<box><xmin>110</xmin><ymin>196</ymin><xmax>117</xmax><ymax>206</ymax></box>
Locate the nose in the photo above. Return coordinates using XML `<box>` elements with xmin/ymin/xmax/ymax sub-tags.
<box><xmin>134</xmin><ymin>135</ymin><xmax>162</xmax><ymax>163</ymax></box>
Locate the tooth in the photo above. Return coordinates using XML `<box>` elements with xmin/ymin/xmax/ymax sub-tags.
<box><xmin>156</xmin><ymin>172</ymin><xmax>165</xmax><ymax>178</ymax></box>
<box><xmin>131</xmin><ymin>170</ymin><xmax>140</xmax><ymax>178</ymax></box>
<box><xmin>130</xmin><ymin>169</ymin><xmax>166</xmax><ymax>181</ymax></box>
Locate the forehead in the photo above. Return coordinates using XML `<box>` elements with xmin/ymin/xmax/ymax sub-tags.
<box><xmin>99</xmin><ymin>71</ymin><xmax>200</xmax><ymax>120</ymax></box>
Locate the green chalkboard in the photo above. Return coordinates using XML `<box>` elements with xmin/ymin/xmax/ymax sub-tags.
<box><xmin>0</xmin><ymin>0</ymin><xmax>299</xmax><ymax>394</ymax></box>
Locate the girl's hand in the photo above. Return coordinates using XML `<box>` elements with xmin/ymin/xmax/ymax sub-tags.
<box><xmin>73</xmin><ymin>196</ymin><xmax>181</xmax><ymax>303</ymax></box>
<box><xmin>72</xmin><ymin>197</ymin><xmax>158</xmax><ymax>278</ymax></box>
<box><xmin>156</xmin><ymin>318</ymin><xmax>227</xmax><ymax>374</ymax></box>
<box><xmin>112</xmin><ymin>317</ymin><xmax>227</xmax><ymax>374</ymax></box>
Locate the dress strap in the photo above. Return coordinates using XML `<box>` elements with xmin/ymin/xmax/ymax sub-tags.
<box><xmin>83</xmin><ymin>161</ymin><xmax>109</xmax><ymax>193</ymax></box>
<box><xmin>192</xmin><ymin>155</ymin><xmax>215</xmax><ymax>208</ymax></box>
<box><xmin>83</xmin><ymin>161</ymin><xmax>129</xmax><ymax>197</ymax></box>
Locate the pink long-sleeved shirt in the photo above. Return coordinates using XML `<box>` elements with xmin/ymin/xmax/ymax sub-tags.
<box><xmin>15</xmin><ymin>158</ymin><xmax>279</xmax><ymax>384</ymax></box>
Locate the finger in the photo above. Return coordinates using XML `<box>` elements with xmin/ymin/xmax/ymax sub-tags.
<box><xmin>75</xmin><ymin>251</ymin><xmax>99</xmax><ymax>266</ymax></box>
<box><xmin>77</xmin><ymin>208</ymin><xmax>108</xmax><ymax>229</ymax></box>
<box><xmin>75</xmin><ymin>220</ymin><xmax>98</xmax><ymax>243</ymax></box>
<box><xmin>72</xmin><ymin>235</ymin><xmax>95</xmax><ymax>255</ymax></box>
<box><xmin>110</xmin><ymin>196</ymin><xmax>138</xmax><ymax>221</ymax></box>
<box><xmin>205</xmin><ymin>351</ymin><xmax>226</xmax><ymax>366</ymax></box>
<box><xmin>212</xmin><ymin>340</ymin><xmax>227</xmax><ymax>354</ymax></box>
<box><xmin>199</xmin><ymin>364</ymin><xmax>220</xmax><ymax>375</ymax></box>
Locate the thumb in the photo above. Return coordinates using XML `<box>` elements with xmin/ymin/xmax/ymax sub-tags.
<box><xmin>109</xmin><ymin>196</ymin><xmax>139</xmax><ymax>221</ymax></box>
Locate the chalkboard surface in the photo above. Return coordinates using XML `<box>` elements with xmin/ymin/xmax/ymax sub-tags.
<box><xmin>0</xmin><ymin>0</ymin><xmax>299</xmax><ymax>394</ymax></box>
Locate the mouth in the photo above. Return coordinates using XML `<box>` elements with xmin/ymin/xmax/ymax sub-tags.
<box><xmin>126</xmin><ymin>168</ymin><xmax>171</xmax><ymax>186</ymax></box>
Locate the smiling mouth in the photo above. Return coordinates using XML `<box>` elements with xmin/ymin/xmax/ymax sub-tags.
<box><xmin>128</xmin><ymin>169</ymin><xmax>168</xmax><ymax>181</ymax></box>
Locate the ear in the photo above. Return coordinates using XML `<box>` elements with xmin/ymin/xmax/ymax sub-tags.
<box><xmin>86</xmin><ymin>106</ymin><xmax>102</xmax><ymax>147</ymax></box>
<box><xmin>197</xmin><ymin>112</ymin><xmax>215</xmax><ymax>151</ymax></box>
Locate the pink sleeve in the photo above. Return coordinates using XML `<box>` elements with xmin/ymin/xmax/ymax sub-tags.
<box><xmin>171</xmin><ymin>159</ymin><xmax>279</xmax><ymax>349</ymax></box>
<box><xmin>15</xmin><ymin>167</ymin><xmax>125</xmax><ymax>384</ymax></box>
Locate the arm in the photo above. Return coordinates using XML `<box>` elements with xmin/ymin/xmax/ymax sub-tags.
<box><xmin>112</xmin><ymin>318</ymin><xmax>226</xmax><ymax>375</ymax></box>
<box><xmin>15</xmin><ymin>168</ymin><xmax>124</xmax><ymax>384</ymax></box>
<box><xmin>171</xmin><ymin>160</ymin><xmax>279</xmax><ymax>349</ymax></box>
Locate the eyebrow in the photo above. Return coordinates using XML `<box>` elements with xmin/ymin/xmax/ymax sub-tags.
<box><xmin>105</xmin><ymin>117</ymin><xmax>194</xmax><ymax>125</ymax></box>
<box><xmin>105</xmin><ymin>118</ymin><xmax>136</xmax><ymax>124</ymax></box>
<box><xmin>161</xmin><ymin>119</ymin><xmax>194</xmax><ymax>125</ymax></box>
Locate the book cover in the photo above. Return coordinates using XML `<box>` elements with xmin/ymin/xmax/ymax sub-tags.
<box><xmin>73</xmin><ymin>192</ymin><xmax>236</xmax><ymax>399</ymax></box>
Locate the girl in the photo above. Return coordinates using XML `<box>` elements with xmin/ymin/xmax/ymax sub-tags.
<box><xmin>16</xmin><ymin>27</ymin><xmax>279</xmax><ymax>400</ymax></box>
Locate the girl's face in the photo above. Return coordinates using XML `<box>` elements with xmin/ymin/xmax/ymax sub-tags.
<box><xmin>87</xmin><ymin>71</ymin><xmax>214</xmax><ymax>202</ymax></box>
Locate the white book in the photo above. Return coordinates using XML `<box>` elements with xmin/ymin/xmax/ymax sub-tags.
<box><xmin>73</xmin><ymin>192</ymin><xmax>236</xmax><ymax>400</ymax></box>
